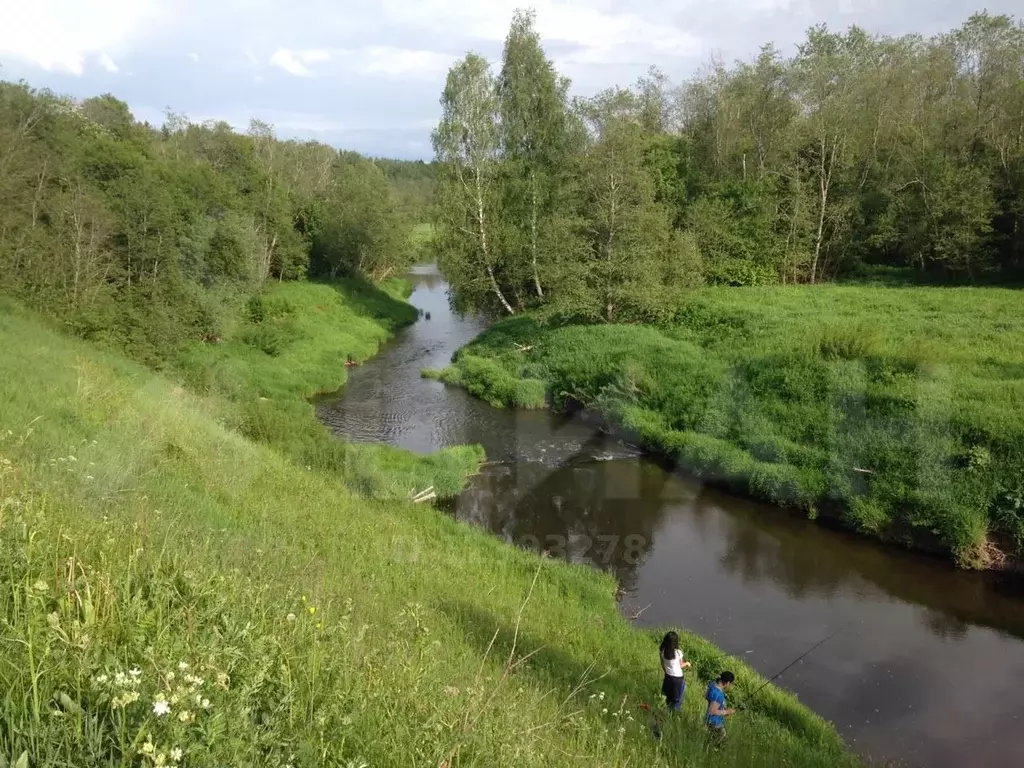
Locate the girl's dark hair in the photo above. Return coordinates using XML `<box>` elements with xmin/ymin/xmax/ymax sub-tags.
<box><xmin>660</xmin><ymin>631</ymin><xmax>679</xmax><ymax>660</ymax></box>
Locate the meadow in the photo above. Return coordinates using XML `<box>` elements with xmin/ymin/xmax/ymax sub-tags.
<box><xmin>0</xmin><ymin>282</ymin><xmax>860</xmax><ymax>766</ymax></box>
<box><xmin>426</xmin><ymin>284</ymin><xmax>1024</xmax><ymax>568</ymax></box>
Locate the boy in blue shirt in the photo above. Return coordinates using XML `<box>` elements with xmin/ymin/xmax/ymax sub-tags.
<box><xmin>705</xmin><ymin>671</ymin><xmax>736</xmax><ymax>743</ymax></box>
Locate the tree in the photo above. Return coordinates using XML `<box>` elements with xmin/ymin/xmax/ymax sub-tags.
<box><xmin>790</xmin><ymin>26</ymin><xmax>861</xmax><ymax>282</ymax></box>
<box><xmin>433</xmin><ymin>53</ymin><xmax>514</xmax><ymax>314</ymax></box>
<box><xmin>573</xmin><ymin>89</ymin><xmax>680</xmax><ymax>322</ymax></box>
<box><xmin>498</xmin><ymin>8</ymin><xmax>573</xmax><ymax>302</ymax></box>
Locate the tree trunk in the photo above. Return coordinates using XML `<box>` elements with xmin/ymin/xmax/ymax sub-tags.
<box><xmin>476</xmin><ymin>167</ymin><xmax>514</xmax><ymax>315</ymax></box>
<box><xmin>810</xmin><ymin>135</ymin><xmax>834</xmax><ymax>285</ymax></box>
<box><xmin>605</xmin><ymin>170</ymin><xmax>618</xmax><ymax>323</ymax></box>
<box><xmin>530</xmin><ymin>171</ymin><xmax>543</xmax><ymax>299</ymax></box>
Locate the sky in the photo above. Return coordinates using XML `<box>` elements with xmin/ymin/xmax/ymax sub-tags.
<box><xmin>0</xmin><ymin>1</ymin><xmax>1017</xmax><ymax>159</ymax></box>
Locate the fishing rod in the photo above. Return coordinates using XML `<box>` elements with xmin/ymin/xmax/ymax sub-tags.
<box><xmin>738</xmin><ymin>624</ymin><xmax>846</xmax><ymax>710</ymax></box>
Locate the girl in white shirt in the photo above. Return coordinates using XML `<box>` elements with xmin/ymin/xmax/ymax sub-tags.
<box><xmin>659</xmin><ymin>631</ymin><xmax>691</xmax><ymax>711</ymax></box>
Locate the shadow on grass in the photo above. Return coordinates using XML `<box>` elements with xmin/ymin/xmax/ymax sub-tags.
<box><xmin>453</xmin><ymin>315</ymin><xmax>547</xmax><ymax>360</ymax></box>
<box><xmin>317</xmin><ymin>276</ymin><xmax>418</xmax><ymax>329</ymax></box>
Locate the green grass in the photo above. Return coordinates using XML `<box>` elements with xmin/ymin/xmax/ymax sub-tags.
<box><xmin>0</xmin><ymin>297</ymin><xmax>859</xmax><ymax>767</ymax></box>
<box><xmin>169</xmin><ymin>278</ymin><xmax>481</xmax><ymax>500</ymax></box>
<box><xmin>433</xmin><ymin>285</ymin><xmax>1024</xmax><ymax>568</ymax></box>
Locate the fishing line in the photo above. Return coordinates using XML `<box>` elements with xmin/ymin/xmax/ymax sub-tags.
<box><xmin>739</xmin><ymin>623</ymin><xmax>848</xmax><ymax>710</ymax></box>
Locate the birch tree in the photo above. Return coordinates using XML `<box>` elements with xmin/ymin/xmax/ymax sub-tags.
<box><xmin>433</xmin><ymin>53</ymin><xmax>514</xmax><ymax>315</ymax></box>
<box><xmin>498</xmin><ymin>8</ymin><xmax>572</xmax><ymax>303</ymax></box>
<box><xmin>575</xmin><ymin>90</ymin><xmax>677</xmax><ymax>322</ymax></box>
<box><xmin>792</xmin><ymin>27</ymin><xmax>858</xmax><ymax>282</ymax></box>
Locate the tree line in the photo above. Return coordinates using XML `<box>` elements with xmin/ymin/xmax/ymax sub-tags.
<box><xmin>433</xmin><ymin>10</ymin><xmax>1024</xmax><ymax>321</ymax></box>
<box><xmin>0</xmin><ymin>84</ymin><xmax>413</xmax><ymax>364</ymax></box>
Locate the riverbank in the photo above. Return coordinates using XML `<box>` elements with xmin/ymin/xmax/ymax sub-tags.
<box><xmin>424</xmin><ymin>284</ymin><xmax>1024</xmax><ymax>569</ymax></box>
<box><xmin>0</xmin><ymin>284</ymin><xmax>860</xmax><ymax>766</ymax></box>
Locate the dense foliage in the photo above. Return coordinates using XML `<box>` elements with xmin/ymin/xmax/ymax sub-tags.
<box><xmin>434</xmin><ymin>12</ymin><xmax>1024</xmax><ymax>318</ymax></box>
<box><xmin>429</xmin><ymin>285</ymin><xmax>1024</xmax><ymax>567</ymax></box>
<box><xmin>0</xmin><ymin>84</ymin><xmax>415</xmax><ymax>367</ymax></box>
<box><xmin>373</xmin><ymin>157</ymin><xmax>438</xmax><ymax>222</ymax></box>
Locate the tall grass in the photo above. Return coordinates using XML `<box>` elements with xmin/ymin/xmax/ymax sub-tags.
<box><xmin>0</xmin><ymin>299</ymin><xmax>859</xmax><ymax>766</ymax></box>
<box><xmin>433</xmin><ymin>285</ymin><xmax>1024</xmax><ymax>567</ymax></box>
<box><xmin>168</xmin><ymin>279</ymin><xmax>481</xmax><ymax>499</ymax></box>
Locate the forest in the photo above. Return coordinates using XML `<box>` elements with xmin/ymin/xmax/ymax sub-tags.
<box><xmin>434</xmin><ymin>11</ymin><xmax>1024</xmax><ymax>321</ymax></box>
<box><xmin>0</xmin><ymin>84</ymin><xmax>422</xmax><ymax>367</ymax></box>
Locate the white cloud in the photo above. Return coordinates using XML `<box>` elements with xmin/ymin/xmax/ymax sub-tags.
<box><xmin>1</xmin><ymin>0</ymin><xmax>1019</xmax><ymax>158</ymax></box>
<box><xmin>269</xmin><ymin>47</ymin><xmax>332</xmax><ymax>77</ymax></box>
<box><xmin>351</xmin><ymin>47</ymin><xmax>455</xmax><ymax>78</ymax></box>
<box><xmin>0</xmin><ymin>0</ymin><xmax>162</xmax><ymax>75</ymax></box>
<box><xmin>98</xmin><ymin>52</ymin><xmax>120</xmax><ymax>73</ymax></box>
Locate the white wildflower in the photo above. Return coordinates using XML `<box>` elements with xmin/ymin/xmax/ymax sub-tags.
<box><xmin>216</xmin><ymin>672</ymin><xmax>229</xmax><ymax>689</ymax></box>
<box><xmin>32</xmin><ymin>579</ymin><xmax>48</xmax><ymax>593</ymax></box>
<box><xmin>598</xmin><ymin>691</ymin><xmax>605</xmax><ymax>700</ymax></box>
<box><xmin>68</xmin><ymin>456</ymin><xmax>76</xmax><ymax>462</ymax></box>
<box><xmin>140</xmin><ymin>740</ymin><xmax>155</xmax><ymax>755</ymax></box>
<box><xmin>602</xmin><ymin>708</ymin><xmax>608</xmax><ymax>714</ymax></box>
<box><xmin>195</xmin><ymin>693</ymin><xmax>203</xmax><ymax>706</ymax></box>
<box><xmin>170</xmin><ymin>747</ymin><xmax>183</xmax><ymax>762</ymax></box>
<box><xmin>286</xmin><ymin>613</ymin><xmax>296</xmax><ymax>622</ymax></box>
<box><xmin>177</xmin><ymin>709</ymin><xmax>193</xmax><ymax>723</ymax></box>
<box><xmin>85</xmin><ymin>475</ymin><xmax>95</xmax><ymax>481</ymax></box>
<box><xmin>153</xmin><ymin>699</ymin><xmax>171</xmax><ymax>717</ymax></box>
<box><xmin>155</xmin><ymin>754</ymin><xmax>166</xmax><ymax>767</ymax></box>
<box><xmin>178</xmin><ymin>661</ymin><xmax>189</xmax><ymax>671</ymax></box>
<box><xmin>201</xmin><ymin>698</ymin><xmax>210</xmax><ymax>710</ymax></box>
<box><xmin>95</xmin><ymin>674</ymin><xmax>109</xmax><ymax>685</ymax></box>
<box><xmin>129</xmin><ymin>667</ymin><xmax>142</xmax><ymax>679</ymax></box>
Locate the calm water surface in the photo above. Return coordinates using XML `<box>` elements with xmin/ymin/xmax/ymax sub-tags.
<box><xmin>318</xmin><ymin>264</ymin><xmax>1024</xmax><ymax>767</ymax></box>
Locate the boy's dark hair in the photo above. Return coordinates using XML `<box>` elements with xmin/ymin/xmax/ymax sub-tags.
<box><xmin>718</xmin><ymin>671</ymin><xmax>736</xmax><ymax>684</ymax></box>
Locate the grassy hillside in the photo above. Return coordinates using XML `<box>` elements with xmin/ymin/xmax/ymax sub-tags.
<box><xmin>426</xmin><ymin>284</ymin><xmax>1024</xmax><ymax>568</ymax></box>
<box><xmin>0</xmin><ymin>291</ymin><xmax>858</xmax><ymax>766</ymax></box>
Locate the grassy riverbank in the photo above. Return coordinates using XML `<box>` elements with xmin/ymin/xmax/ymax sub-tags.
<box><xmin>426</xmin><ymin>284</ymin><xmax>1024</xmax><ymax>568</ymax></box>
<box><xmin>0</xmin><ymin>284</ymin><xmax>859</xmax><ymax>766</ymax></box>
<box><xmin>165</xmin><ymin>277</ymin><xmax>480</xmax><ymax>500</ymax></box>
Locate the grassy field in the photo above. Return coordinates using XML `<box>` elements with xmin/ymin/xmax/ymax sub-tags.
<box><xmin>0</xmin><ymin>288</ymin><xmax>860</xmax><ymax>766</ymax></box>
<box><xmin>426</xmin><ymin>284</ymin><xmax>1024</xmax><ymax>568</ymax></box>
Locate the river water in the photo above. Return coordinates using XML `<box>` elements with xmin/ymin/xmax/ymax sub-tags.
<box><xmin>317</xmin><ymin>264</ymin><xmax>1024</xmax><ymax>767</ymax></box>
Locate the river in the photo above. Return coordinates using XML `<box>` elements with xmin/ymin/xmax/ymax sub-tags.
<box><xmin>317</xmin><ymin>264</ymin><xmax>1024</xmax><ymax>767</ymax></box>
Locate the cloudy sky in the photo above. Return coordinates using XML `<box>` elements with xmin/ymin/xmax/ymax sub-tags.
<box><xmin>0</xmin><ymin>1</ymin><xmax>1016</xmax><ymax>158</ymax></box>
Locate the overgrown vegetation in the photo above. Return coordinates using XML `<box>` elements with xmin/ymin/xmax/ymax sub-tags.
<box><xmin>0</xmin><ymin>272</ymin><xmax>859</xmax><ymax>767</ymax></box>
<box><xmin>431</xmin><ymin>285</ymin><xmax>1024</xmax><ymax>568</ymax></box>
<box><xmin>434</xmin><ymin>11</ymin><xmax>1024</xmax><ymax>321</ymax></box>
<box><xmin>0</xmin><ymin>82</ymin><xmax>418</xmax><ymax>367</ymax></box>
